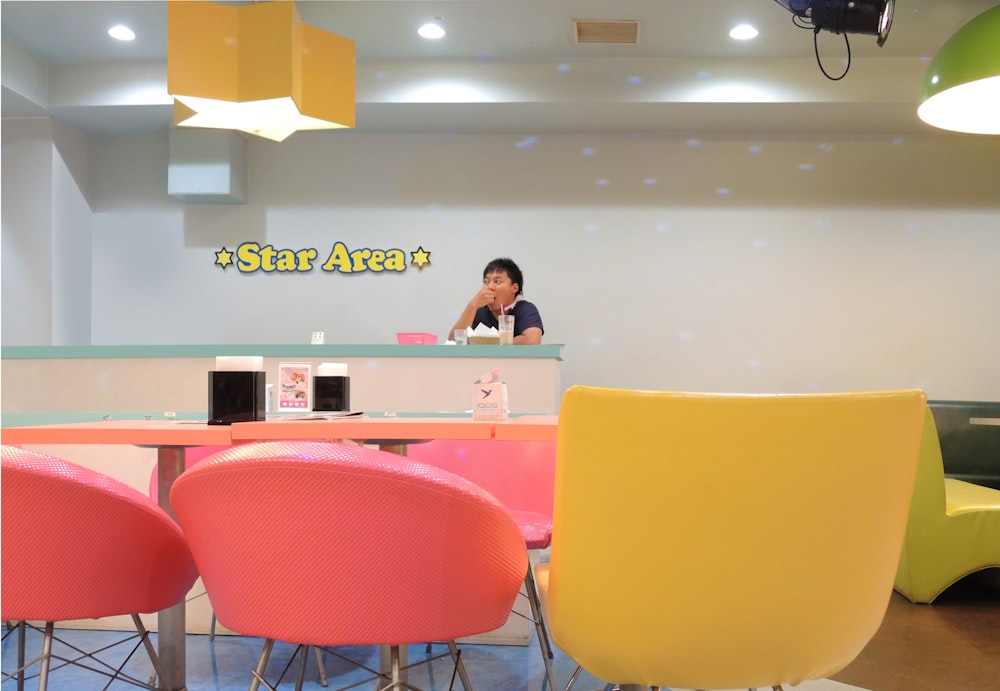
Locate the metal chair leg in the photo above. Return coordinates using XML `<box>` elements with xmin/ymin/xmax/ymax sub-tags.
<box><xmin>447</xmin><ymin>640</ymin><xmax>475</xmax><ymax>691</ymax></box>
<box><xmin>17</xmin><ymin>620</ymin><xmax>26</xmax><ymax>691</ymax></box>
<box><xmin>249</xmin><ymin>638</ymin><xmax>275</xmax><ymax>691</ymax></box>
<box><xmin>294</xmin><ymin>645</ymin><xmax>309</xmax><ymax>691</ymax></box>
<box><xmin>523</xmin><ymin>568</ymin><xmax>557</xmax><ymax>691</ymax></box>
<box><xmin>314</xmin><ymin>646</ymin><xmax>329</xmax><ymax>687</ymax></box>
<box><xmin>131</xmin><ymin>614</ymin><xmax>173</xmax><ymax>691</ymax></box>
<box><xmin>38</xmin><ymin>622</ymin><xmax>54</xmax><ymax>691</ymax></box>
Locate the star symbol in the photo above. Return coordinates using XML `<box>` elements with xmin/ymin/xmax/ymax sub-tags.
<box><xmin>410</xmin><ymin>246</ymin><xmax>431</xmax><ymax>270</ymax></box>
<box><xmin>215</xmin><ymin>247</ymin><xmax>234</xmax><ymax>270</ymax></box>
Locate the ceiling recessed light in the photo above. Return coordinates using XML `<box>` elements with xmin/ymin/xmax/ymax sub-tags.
<box><xmin>729</xmin><ymin>24</ymin><xmax>759</xmax><ymax>41</ymax></box>
<box><xmin>418</xmin><ymin>18</ymin><xmax>445</xmax><ymax>40</ymax></box>
<box><xmin>108</xmin><ymin>25</ymin><xmax>135</xmax><ymax>42</ymax></box>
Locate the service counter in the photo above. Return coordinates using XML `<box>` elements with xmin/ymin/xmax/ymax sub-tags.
<box><xmin>1</xmin><ymin>343</ymin><xmax>564</xmax><ymax>418</ymax></box>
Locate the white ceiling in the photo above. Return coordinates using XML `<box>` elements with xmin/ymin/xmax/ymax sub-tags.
<box><xmin>2</xmin><ymin>0</ymin><xmax>997</xmax><ymax>138</ymax></box>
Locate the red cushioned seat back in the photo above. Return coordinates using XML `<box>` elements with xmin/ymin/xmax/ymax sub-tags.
<box><xmin>1</xmin><ymin>445</ymin><xmax>199</xmax><ymax>622</ymax></box>
<box><xmin>169</xmin><ymin>441</ymin><xmax>528</xmax><ymax>647</ymax></box>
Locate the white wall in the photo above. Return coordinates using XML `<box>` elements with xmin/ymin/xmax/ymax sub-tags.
<box><xmin>2</xmin><ymin>118</ymin><xmax>55</xmax><ymax>344</ymax></box>
<box><xmin>4</xmin><ymin>125</ymin><xmax>1000</xmax><ymax>400</ymax></box>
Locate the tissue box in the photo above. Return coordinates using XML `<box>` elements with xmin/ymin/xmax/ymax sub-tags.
<box><xmin>208</xmin><ymin>371</ymin><xmax>266</xmax><ymax>425</ymax></box>
<box><xmin>473</xmin><ymin>382</ymin><xmax>508</xmax><ymax>420</ymax></box>
<box><xmin>469</xmin><ymin>335</ymin><xmax>500</xmax><ymax>345</ymax></box>
<box><xmin>397</xmin><ymin>332</ymin><xmax>438</xmax><ymax>344</ymax></box>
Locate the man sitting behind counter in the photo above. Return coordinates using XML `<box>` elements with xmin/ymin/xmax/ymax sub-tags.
<box><xmin>451</xmin><ymin>257</ymin><xmax>544</xmax><ymax>345</ymax></box>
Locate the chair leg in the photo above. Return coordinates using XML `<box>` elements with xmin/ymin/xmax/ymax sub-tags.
<box><xmin>294</xmin><ymin>645</ymin><xmax>309</xmax><ymax>691</ymax></box>
<box><xmin>447</xmin><ymin>641</ymin><xmax>475</xmax><ymax>691</ymax></box>
<box><xmin>17</xmin><ymin>620</ymin><xmax>27</xmax><ymax>691</ymax></box>
<box><xmin>314</xmin><ymin>646</ymin><xmax>329</xmax><ymax>687</ymax></box>
<box><xmin>523</xmin><ymin>568</ymin><xmax>557</xmax><ymax>691</ymax></box>
<box><xmin>209</xmin><ymin>612</ymin><xmax>218</xmax><ymax>642</ymax></box>
<box><xmin>131</xmin><ymin>614</ymin><xmax>173</xmax><ymax>691</ymax></box>
<box><xmin>38</xmin><ymin>622</ymin><xmax>55</xmax><ymax>691</ymax></box>
<box><xmin>562</xmin><ymin>665</ymin><xmax>584</xmax><ymax>691</ymax></box>
<box><xmin>249</xmin><ymin>638</ymin><xmax>275</xmax><ymax>691</ymax></box>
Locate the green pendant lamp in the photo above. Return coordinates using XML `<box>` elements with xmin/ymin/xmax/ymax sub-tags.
<box><xmin>917</xmin><ymin>5</ymin><xmax>1000</xmax><ymax>134</ymax></box>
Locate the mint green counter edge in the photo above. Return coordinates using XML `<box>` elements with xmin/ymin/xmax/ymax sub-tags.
<box><xmin>1</xmin><ymin>344</ymin><xmax>563</xmax><ymax>360</ymax></box>
<box><xmin>2</xmin><ymin>410</ymin><xmax>543</xmax><ymax>428</ymax></box>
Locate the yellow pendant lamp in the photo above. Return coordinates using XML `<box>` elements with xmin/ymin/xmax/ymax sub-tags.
<box><xmin>167</xmin><ymin>1</ymin><xmax>355</xmax><ymax>142</ymax></box>
<box><xmin>917</xmin><ymin>5</ymin><xmax>1000</xmax><ymax>135</ymax></box>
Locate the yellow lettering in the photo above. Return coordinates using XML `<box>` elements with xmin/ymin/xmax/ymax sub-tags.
<box><xmin>275</xmin><ymin>249</ymin><xmax>299</xmax><ymax>272</ymax></box>
<box><xmin>368</xmin><ymin>250</ymin><xmax>385</xmax><ymax>272</ymax></box>
<box><xmin>384</xmin><ymin>249</ymin><xmax>406</xmax><ymax>271</ymax></box>
<box><xmin>321</xmin><ymin>242</ymin><xmax>352</xmax><ymax>272</ymax></box>
<box><xmin>350</xmin><ymin>248</ymin><xmax>372</xmax><ymax>272</ymax></box>
<box><xmin>296</xmin><ymin>248</ymin><xmax>318</xmax><ymax>271</ymax></box>
<box><xmin>236</xmin><ymin>242</ymin><xmax>261</xmax><ymax>272</ymax></box>
<box><xmin>258</xmin><ymin>245</ymin><xmax>278</xmax><ymax>272</ymax></box>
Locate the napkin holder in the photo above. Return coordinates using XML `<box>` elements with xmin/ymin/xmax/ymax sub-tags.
<box><xmin>208</xmin><ymin>371</ymin><xmax>266</xmax><ymax>425</ymax></box>
<box><xmin>472</xmin><ymin>368</ymin><xmax>508</xmax><ymax>421</ymax></box>
<box><xmin>314</xmin><ymin>375</ymin><xmax>350</xmax><ymax>411</ymax></box>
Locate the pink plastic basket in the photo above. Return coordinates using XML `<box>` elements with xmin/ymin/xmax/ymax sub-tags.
<box><xmin>396</xmin><ymin>332</ymin><xmax>438</xmax><ymax>345</ymax></box>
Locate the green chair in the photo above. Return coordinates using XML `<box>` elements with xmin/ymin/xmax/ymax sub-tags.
<box><xmin>894</xmin><ymin>408</ymin><xmax>1000</xmax><ymax>603</ymax></box>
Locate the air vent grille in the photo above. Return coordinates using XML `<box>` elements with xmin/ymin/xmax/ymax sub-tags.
<box><xmin>574</xmin><ymin>20</ymin><xmax>641</xmax><ymax>45</ymax></box>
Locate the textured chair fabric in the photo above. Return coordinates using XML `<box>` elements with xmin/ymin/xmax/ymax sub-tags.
<box><xmin>169</xmin><ymin>440</ymin><xmax>527</xmax><ymax>687</ymax></box>
<box><xmin>1</xmin><ymin>444</ymin><xmax>199</xmax><ymax>689</ymax></box>
<box><xmin>147</xmin><ymin>444</ymin><xmax>232</xmax><ymax>502</ymax></box>
<box><xmin>405</xmin><ymin>439</ymin><xmax>557</xmax><ymax>689</ymax></box>
<box><xmin>406</xmin><ymin>439</ymin><xmax>556</xmax><ymax>547</ymax></box>
<box><xmin>894</xmin><ymin>408</ymin><xmax>1000</xmax><ymax>603</ymax></box>
<box><xmin>535</xmin><ymin>386</ymin><xmax>927</xmax><ymax>691</ymax></box>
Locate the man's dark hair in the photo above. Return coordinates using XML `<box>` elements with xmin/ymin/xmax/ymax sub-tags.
<box><xmin>483</xmin><ymin>257</ymin><xmax>524</xmax><ymax>296</ymax></box>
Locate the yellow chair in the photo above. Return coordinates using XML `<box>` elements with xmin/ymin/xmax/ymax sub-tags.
<box><xmin>894</xmin><ymin>408</ymin><xmax>1000</xmax><ymax>603</ymax></box>
<box><xmin>535</xmin><ymin>386</ymin><xmax>927</xmax><ymax>691</ymax></box>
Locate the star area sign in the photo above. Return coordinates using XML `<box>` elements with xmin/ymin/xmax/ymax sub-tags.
<box><xmin>214</xmin><ymin>242</ymin><xmax>431</xmax><ymax>274</ymax></box>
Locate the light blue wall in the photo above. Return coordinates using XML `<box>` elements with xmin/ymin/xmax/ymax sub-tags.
<box><xmin>3</xmin><ymin>125</ymin><xmax>999</xmax><ymax>399</ymax></box>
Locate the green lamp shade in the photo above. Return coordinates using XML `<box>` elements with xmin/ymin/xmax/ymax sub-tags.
<box><xmin>917</xmin><ymin>5</ymin><xmax>1000</xmax><ymax>135</ymax></box>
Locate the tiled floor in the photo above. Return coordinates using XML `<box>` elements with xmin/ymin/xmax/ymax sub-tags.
<box><xmin>2</xmin><ymin>623</ymin><xmax>866</xmax><ymax>691</ymax></box>
<box><xmin>2</xmin><ymin>630</ymin><xmax>868</xmax><ymax>691</ymax></box>
<box><xmin>6</xmin><ymin>574</ymin><xmax>1000</xmax><ymax>691</ymax></box>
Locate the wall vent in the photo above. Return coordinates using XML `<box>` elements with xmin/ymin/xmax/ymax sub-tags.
<box><xmin>574</xmin><ymin>20</ymin><xmax>641</xmax><ymax>45</ymax></box>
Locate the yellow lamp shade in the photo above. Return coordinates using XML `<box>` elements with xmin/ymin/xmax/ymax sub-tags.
<box><xmin>917</xmin><ymin>6</ymin><xmax>1000</xmax><ymax>135</ymax></box>
<box><xmin>167</xmin><ymin>1</ymin><xmax>355</xmax><ymax>142</ymax></box>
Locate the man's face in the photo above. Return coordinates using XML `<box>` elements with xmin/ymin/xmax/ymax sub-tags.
<box><xmin>483</xmin><ymin>270</ymin><xmax>518</xmax><ymax>308</ymax></box>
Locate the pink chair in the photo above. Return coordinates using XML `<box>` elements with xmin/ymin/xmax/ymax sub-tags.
<box><xmin>169</xmin><ymin>441</ymin><xmax>529</xmax><ymax>691</ymax></box>
<box><xmin>405</xmin><ymin>438</ymin><xmax>557</xmax><ymax>689</ymax></box>
<box><xmin>1</xmin><ymin>444</ymin><xmax>199</xmax><ymax>691</ymax></box>
<box><xmin>147</xmin><ymin>444</ymin><xmax>231</xmax><ymax>502</ymax></box>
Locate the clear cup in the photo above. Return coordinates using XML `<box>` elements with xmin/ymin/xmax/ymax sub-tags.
<box><xmin>454</xmin><ymin>329</ymin><xmax>468</xmax><ymax>345</ymax></box>
<box><xmin>498</xmin><ymin>314</ymin><xmax>515</xmax><ymax>345</ymax></box>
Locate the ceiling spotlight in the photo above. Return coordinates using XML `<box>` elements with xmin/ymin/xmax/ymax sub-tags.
<box><xmin>775</xmin><ymin>0</ymin><xmax>894</xmax><ymax>45</ymax></box>
<box><xmin>418</xmin><ymin>17</ymin><xmax>445</xmax><ymax>40</ymax></box>
<box><xmin>773</xmin><ymin>0</ymin><xmax>893</xmax><ymax>80</ymax></box>
<box><xmin>108</xmin><ymin>24</ymin><xmax>136</xmax><ymax>42</ymax></box>
<box><xmin>729</xmin><ymin>24</ymin><xmax>759</xmax><ymax>40</ymax></box>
